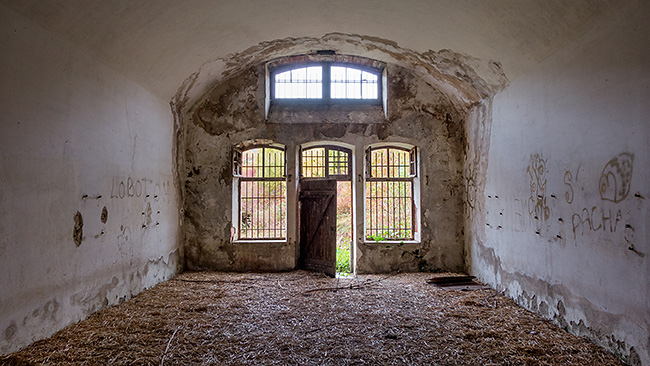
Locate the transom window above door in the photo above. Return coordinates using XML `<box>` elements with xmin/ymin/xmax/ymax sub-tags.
<box><xmin>301</xmin><ymin>146</ymin><xmax>352</xmax><ymax>180</ymax></box>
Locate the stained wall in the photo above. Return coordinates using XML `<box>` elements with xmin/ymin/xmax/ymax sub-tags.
<box><xmin>467</xmin><ymin>2</ymin><xmax>650</xmax><ymax>364</ymax></box>
<box><xmin>0</xmin><ymin>5</ymin><xmax>182</xmax><ymax>354</ymax></box>
<box><xmin>183</xmin><ymin>61</ymin><xmax>467</xmax><ymax>274</ymax></box>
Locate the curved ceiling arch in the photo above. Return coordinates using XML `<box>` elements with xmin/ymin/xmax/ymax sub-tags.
<box><xmin>174</xmin><ymin>33</ymin><xmax>509</xmax><ymax>115</ymax></box>
<box><xmin>2</xmin><ymin>0</ymin><xmax>620</xmax><ymax>107</ymax></box>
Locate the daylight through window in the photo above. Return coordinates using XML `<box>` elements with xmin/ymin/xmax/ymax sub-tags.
<box><xmin>301</xmin><ymin>146</ymin><xmax>351</xmax><ymax>180</ymax></box>
<box><xmin>331</xmin><ymin>66</ymin><xmax>378</xmax><ymax>99</ymax></box>
<box><xmin>272</xmin><ymin>62</ymin><xmax>381</xmax><ymax>103</ymax></box>
<box><xmin>274</xmin><ymin>66</ymin><xmax>323</xmax><ymax>99</ymax></box>
<box><xmin>365</xmin><ymin>146</ymin><xmax>417</xmax><ymax>240</ymax></box>
<box><xmin>234</xmin><ymin>146</ymin><xmax>287</xmax><ymax>239</ymax></box>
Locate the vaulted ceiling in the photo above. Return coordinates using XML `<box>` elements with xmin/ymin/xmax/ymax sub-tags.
<box><xmin>2</xmin><ymin>0</ymin><xmax>622</xmax><ymax>103</ymax></box>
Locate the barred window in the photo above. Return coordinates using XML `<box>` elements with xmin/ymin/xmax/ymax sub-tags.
<box><xmin>301</xmin><ymin>146</ymin><xmax>351</xmax><ymax>180</ymax></box>
<box><xmin>274</xmin><ymin>66</ymin><xmax>323</xmax><ymax>99</ymax></box>
<box><xmin>331</xmin><ymin>66</ymin><xmax>378</xmax><ymax>99</ymax></box>
<box><xmin>365</xmin><ymin>146</ymin><xmax>417</xmax><ymax>241</ymax></box>
<box><xmin>271</xmin><ymin>62</ymin><xmax>381</xmax><ymax>103</ymax></box>
<box><xmin>233</xmin><ymin>145</ymin><xmax>286</xmax><ymax>240</ymax></box>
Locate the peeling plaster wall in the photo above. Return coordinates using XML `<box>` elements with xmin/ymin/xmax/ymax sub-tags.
<box><xmin>172</xmin><ymin>33</ymin><xmax>508</xmax><ymax>117</ymax></box>
<box><xmin>468</xmin><ymin>2</ymin><xmax>650</xmax><ymax>365</ymax></box>
<box><xmin>184</xmin><ymin>61</ymin><xmax>467</xmax><ymax>274</ymax></box>
<box><xmin>0</xmin><ymin>5</ymin><xmax>182</xmax><ymax>355</ymax></box>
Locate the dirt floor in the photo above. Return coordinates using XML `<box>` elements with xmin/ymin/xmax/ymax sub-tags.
<box><xmin>1</xmin><ymin>271</ymin><xmax>624</xmax><ymax>365</ymax></box>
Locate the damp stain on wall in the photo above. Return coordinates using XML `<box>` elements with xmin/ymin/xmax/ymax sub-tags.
<box><xmin>100</xmin><ymin>206</ymin><xmax>108</xmax><ymax>224</ymax></box>
<box><xmin>73</xmin><ymin>211</ymin><xmax>83</xmax><ymax>247</ymax></box>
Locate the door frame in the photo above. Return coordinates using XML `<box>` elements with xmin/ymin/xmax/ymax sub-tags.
<box><xmin>295</xmin><ymin>142</ymin><xmax>356</xmax><ymax>274</ymax></box>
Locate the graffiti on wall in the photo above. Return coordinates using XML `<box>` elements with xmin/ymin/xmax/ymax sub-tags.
<box><xmin>527</xmin><ymin>154</ymin><xmax>550</xmax><ymax>221</ymax></box>
<box><xmin>110</xmin><ymin>177</ymin><xmax>170</xmax><ymax>203</ymax></box>
<box><xmin>74</xmin><ymin>176</ymin><xmax>170</xmax><ymax>247</ymax></box>
<box><xmin>569</xmin><ymin>152</ymin><xmax>634</xmax><ymax>240</ymax></box>
<box><xmin>465</xmin><ymin>166</ymin><xmax>478</xmax><ymax>210</ymax></box>
<box><xmin>599</xmin><ymin>153</ymin><xmax>634</xmax><ymax>203</ymax></box>
<box><xmin>571</xmin><ymin>206</ymin><xmax>623</xmax><ymax>239</ymax></box>
<box><xmin>563</xmin><ymin>170</ymin><xmax>575</xmax><ymax>204</ymax></box>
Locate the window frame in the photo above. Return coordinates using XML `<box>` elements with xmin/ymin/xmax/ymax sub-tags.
<box><xmin>364</xmin><ymin>144</ymin><xmax>419</xmax><ymax>242</ymax></box>
<box><xmin>270</xmin><ymin>61</ymin><xmax>383</xmax><ymax>106</ymax></box>
<box><xmin>300</xmin><ymin>145</ymin><xmax>353</xmax><ymax>181</ymax></box>
<box><xmin>232</xmin><ymin>143</ymin><xmax>288</xmax><ymax>241</ymax></box>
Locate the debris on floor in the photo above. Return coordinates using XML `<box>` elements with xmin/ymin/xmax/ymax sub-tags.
<box><xmin>0</xmin><ymin>271</ymin><xmax>624</xmax><ymax>365</ymax></box>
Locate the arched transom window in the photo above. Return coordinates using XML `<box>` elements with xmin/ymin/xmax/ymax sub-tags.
<box><xmin>301</xmin><ymin>146</ymin><xmax>352</xmax><ymax>180</ymax></box>
<box><xmin>271</xmin><ymin>63</ymin><xmax>381</xmax><ymax>103</ymax></box>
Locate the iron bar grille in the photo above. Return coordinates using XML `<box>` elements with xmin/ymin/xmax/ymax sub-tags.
<box><xmin>366</xmin><ymin>147</ymin><xmax>414</xmax><ymax>240</ymax></box>
<box><xmin>368</xmin><ymin>147</ymin><xmax>412</xmax><ymax>178</ymax></box>
<box><xmin>301</xmin><ymin>146</ymin><xmax>351</xmax><ymax>179</ymax></box>
<box><xmin>239</xmin><ymin>147</ymin><xmax>286</xmax><ymax>239</ymax></box>
<box><xmin>331</xmin><ymin>66</ymin><xmax>378</xmax><ymax>99</ymax></box>
<box><xmin>301</xmin><ymin>147</ymin><xmax>326</xmax><ymax>178</ymax></box>
<box><xmin>274</xmin><ymin>66</ymin><xmax>323</xmax><ymax>99</ymax></box>
<box><xmin>365</xmin><ymin>181</ymin><xmax>413</xmax><ymax>240</ymax></box>
<box><xmin>328</xmin><ymin>149</ymin><xmax>349</xmax><ymax>176</ymax></box>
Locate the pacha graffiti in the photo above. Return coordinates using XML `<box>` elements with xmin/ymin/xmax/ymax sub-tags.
<box><xmin>527</xmin><ymin>154</ymin><xmax>550</xmax><ymax>221</ymax></box>
<box><xmin>571</xmin><ymin>206</ymin><xmax>622</xmax><ymax>239</ymax></box>
<box><xmin>599</xmin><ymin>153</ymin><xmax>634</xmax><ymax>203</ymax></box>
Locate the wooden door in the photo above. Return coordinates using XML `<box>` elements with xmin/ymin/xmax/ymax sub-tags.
<box><xmin>299</xmin><ymin>179</ymin><xmax>337</xmax><ymax>277</ymax></box>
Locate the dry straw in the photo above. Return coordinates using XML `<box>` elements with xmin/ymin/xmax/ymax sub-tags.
<box><xmin>1</xmin><ymin>271</ymin><xmax>623</xmax><ymax>365</ymax></box>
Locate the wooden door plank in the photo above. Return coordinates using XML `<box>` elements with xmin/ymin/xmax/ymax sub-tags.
<box><xmin>299</xmin><ymin>179</ymin><xmax>337</xmax><ymax>277</ymax></box>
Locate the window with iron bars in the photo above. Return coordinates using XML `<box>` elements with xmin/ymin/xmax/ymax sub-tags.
<box><xmin>232</xmin><ymin>145</ymin><xmax>286</xmax><ymax>240</ymax></box>
<box><xmin>365</xmin><ymin>146</ymin><xmax>417</xmax><ymax>241</ymax></box>
<box><xmin>300</xmin><ymin>146</ymin><xmax>352</xmax><ymax>180</ymax></box>
<box><xmin>271</xmin><ymin>63</ymin><xmax>381</xmax><ymax>103</ymax></box>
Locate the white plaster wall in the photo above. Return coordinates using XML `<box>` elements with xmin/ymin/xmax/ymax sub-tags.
<box><xmin>0</xmin><ymin>5</ymin><xmax>181</xmax><ymax>354</ymax></box>
<box><xmin>472</xmin><ymin>2</ymin><xmax>649</xmax><ymax>364</ymax></box>
<box><xmin>0</xmin><ymin>0</ymin><xmax>620</xmax><ymax>101</ymax></box>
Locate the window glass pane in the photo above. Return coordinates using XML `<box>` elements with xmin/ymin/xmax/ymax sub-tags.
<box><xmin>331</xmin><ymin>66</ymin><xmax>346</xmax><ymax>82</ymax></box>
<box><xmin>346</xmin><ymin>67</ymin><xmax>361</xmax><ymax>81</ymax></box>
<box><xmin>240</xmin><ymin>181</ymin><xmax>287</xmax><ymax>239</ymax></box>
<box><xmin>292</xmin><ymin>68</ymin><xmax>306</xmax><ymax>82</ymax></box>
<box><xmin>362</xmin><ymin>71</ymin><xmax>377</xmax><ymax>82</ymax></box>
<box><xmin>331</xmin><ymin>82</ymin><xmax>345</xmax><ymax>99</ymax></box>
<box><xmin>306</xmin><ymin>66</ymin><xmax>322</xmax><ymax>83</ymax></box>
<box><xmin>307</xmin><ymin>82</ymin><xmax>321</xmax><ymax>99</ymax></box>
<box><xmin>276</xmin><ymin>71</ymin><xmax>291</xmax><ymax>82</ymax></box>
<box><xmin>331</xmin><ymin>66</ymin><xmax>378</xmax><ymax>100</ymax></box>
<box><xmin>328</xmin><ymin>149</ymin><xmax>349</xmax><ymax>176</ymax></box>
<box><xmin>274</xmin><ymin>66</ymin><xmax>322</xmax><ymax>99</ymax></box>
<box><xmin>365</xmin><ymin>181</ymin><xmax>412</xmax><ymax>240</ymax></box>
<box><xmin>362</xmin><ymin>71</ymin><xmax>378</xmax><ymax>99</ymax></box>
<box><xmin>365</xmin><ymin>146</ymin><xmax>415</xmax><ymax>240</ymax></box>
<box><xmin>346</xmin><ymin>82</ymin><xmax>361</xmax><ymax>99</ymax></box>
<box><xmin>302</xmin><ymin>148</ymin><xmax>326</xmax><ymax>178</ymax></box>
<box><xmin>370</xmin><ymin>148</ymin><xmax>410</xmax><ymax>178</ymax></box>
<box><xmin>241</xmin><ymin>147</ymin><xmax>285</xmax><ymax>178</ymax></box>
<box><xmin>264</xmin><ymin>148</ymin><xmax>285</xmax><ymax>178</ymax></box>
<box><xmin>239</xmin><ymin>145</ymin><xmax>286</xmax><ymax>240</ymax></box>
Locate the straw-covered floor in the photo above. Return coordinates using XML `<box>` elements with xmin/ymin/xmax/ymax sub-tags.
<box><xmin>1</xmin><ymin>271</ymin><xmax>623</xmax><ymax>365</ymax></box>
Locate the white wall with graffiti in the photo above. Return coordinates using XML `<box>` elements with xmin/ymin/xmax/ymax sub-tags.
<box><xmin>468</xmin><ymin>3</ymin><xmax>649</xmax><ymax>365</ymax></box>
<box><xmin>0</xmin><ymin>7</ymin><xmax>182</xmax><ymax>355</ymax></box>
